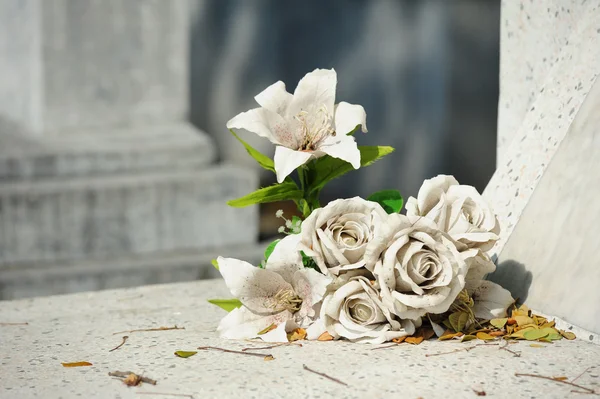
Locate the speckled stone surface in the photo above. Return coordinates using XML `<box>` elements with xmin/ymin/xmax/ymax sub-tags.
<box><xmin>1</xmin><ymin>280</ymin><xmax>599</xmax><ymax>399</ymax></box>
<box><xmin>484</xmin><ymin>1</ymin><xmax>600</xmax><ymax>258</ymax></box>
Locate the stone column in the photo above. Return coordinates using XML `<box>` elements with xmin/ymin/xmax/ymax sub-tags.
<box><xmin>485</xmin><ymin>1</ymin><xmax>600</xmax><ymax>335</ymax></box>
<box><xmin>0</xmin><ymin>0</ymin><xmax>261</xmax><ymax>299</ymax></box>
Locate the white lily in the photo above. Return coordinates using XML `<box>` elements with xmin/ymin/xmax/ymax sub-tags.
<box><xmin>217</xmin><ymin>234</ymin><xmax>331</xmax><ymax>342</ymax></box>
<box><xmin>226</xmin><ymin>68</ymin><xmax>368</xmax><ymax>183</ymax></box>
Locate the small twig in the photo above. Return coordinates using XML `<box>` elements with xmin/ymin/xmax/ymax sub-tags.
<box><xmin>197</xmin><ymin>346</ymin><xmax>272</xmax><ymax>359</ymax></box>
<box><xmin>572</xmin><ymin>366</ymin><xmax>593</xmax><ymax>383</ymax></box>
<box><xmin>500</xmin><ymin>340</ymin><xmax>521</xmax><ymax>357</ymax></box>
<box><xmin>515</xmin><ymin>373</ymin><xmax>596</xmax><ymax>394</ymax></box>
<box><xmin>425</xmin><ymin>343</ymin><xmax>496</xmax><ymax>357</ymax></box>
<box><xmin>303</xmin><ymin>364</ymin><xmax>348</xmax><ymax>386</ymax></box>
<box><xmin>241</xmin><ymin>342</ymin><xmax>301</xmax><ymax>351</ymax></box>
<box><xmin>370</xmin><ymin>343</ymin><xmax>400</xmax><ymax>351</ymax></box>
<box><xmin>109</xmin><ymin>335</ymin><xmax>129</xmax><ymax>352</ymax></box>
<box><xmin>108</xmin><ymin>371</ymin><xmax>157</xmax><ymax>385</ymax></box>
<box><xmin>112</xmin><ymin>325</ymin><xmax>184</xmax><ymax>335</ymax></box>
<box><xmin>0</xmin><ymin>322</ymin><xmax>28</xmax><ymax>326</ymax></box>
<box><xmin>137</xmin><ymin>393</ymin><xmax>194</xmax><ymax>398</ymax></box>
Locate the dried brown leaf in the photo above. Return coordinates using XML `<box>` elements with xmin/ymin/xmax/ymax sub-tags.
<box><xmin>317</xmin><ymin>331</ymin><xmax>334</xmax><ymax>341</ymax></box>
<box><xmin>287</xmin><ymin>328</ymin><xmax>307</xmax><ymax>342</ymax></box>
<box><xmin>392</xmin><ymin>336</ymin><xmax>407</xmax><ymax>344</ymax></box>
<box><xmin>257</xmin><ymin>324</ymin><xmax>277</xmax><ymax>335</ymax></box>
<box><xmin>62</xmin><ymin>362</ymin><xmax>92</xmax><ymax>368</ymax></box>
<box><xmin>405</xmin><ymin>336</ymin><xmax>424</xmax><ymax>345</ymax></box>
<box><xmin>559</xmin><ymin>330</ymin><xmax>576</xmax><ymax>340</ymax></box>
<box><xmin>476</xmin><ymin>332</ymin><xmax>495</xmax><ymax>341</ymax></box>
<box><xmin>263</xmin><ymin>355</ymin><xmax>275</xmax><ymax>361</ymax></box>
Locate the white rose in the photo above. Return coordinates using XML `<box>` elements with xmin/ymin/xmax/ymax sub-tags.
<box><xmin>299</xmin><ymin>197</ymin><xmax>388</xmax><ymax>275</ymax></box>
<box><xmin>462</xmin><ymin>248</ymin><xmax>497</xmax><ymax>294</ymax></box>
<box><xmin>405</xmin><ymin>175</ymin><xmax>500</xmax><ymax>251</ymax></box>
<box><xmin>364</xmin><ymin>214</ymin><xmax>468</xmax><ymax>320</ymax></box>
<box><xmin>322</xmin><ymin>274</ymin><xmax>419</xmax><ymax>344</ymax></box>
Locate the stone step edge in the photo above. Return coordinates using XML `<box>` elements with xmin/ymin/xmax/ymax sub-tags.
<box><xmin>0</xmin><ymin>162</ymin><xmax>252</xmax><ymax>195</ymax></box>
<box><xmin>0</xmin><ymin>241</ymin><xmax>269</xmax><ymax>284</ymax></box>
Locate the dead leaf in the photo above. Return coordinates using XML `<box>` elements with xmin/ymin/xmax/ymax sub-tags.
<box><xmin>317</xmin><ymin>331</ymin><xmax>334</xmax><ymax>341</ymax></box>
<box><xmin>473</xmin><ymin>388</ymin><xmax>487</xmax><ymax>396</ymax></box>
<box><xmin>489</xmin><ymin>331</ymin><xmax>506</xmax><ymax>337</ymax></box>
<box><xmin>287</xmin><ymin>328</ymin><xmax>307</xmax><ymax>342</ymax></box>
<box><xmin>540</xmin><ymin>320</ymin><xmax>556</xmax><ymax>329</ymax></box>
<box><xmin>559</xmin><ymin>330</ymin><xmax>576</xmax><ymax>340</ymax></box>
<box><xmin>174</xmin><ymin>351</ymin><xmax>198</xmax><ymax>358</ymax></box>
<box><xmin>461</xmin><ymin>334</ymin><xmax>477</xmax><ymax>342</ymax></box>
<box><xmin>405</xmin><ymin>336</ymin><xmax>424</xmax><ymax>345</ymax></box>
<box><xmin>439</xmin><ymin>330</ymin><xmax>463</xmax><ymax>341</ymax></box>
<box><xmin>257</xmin><ymin>324</ymin><xmax>277</xmax><ymax>335</ymax></box>
<box><xmin>62</xmin><ymin>362</ymin><xmax>93</xmax><ymax>367</ymax></box>
<box><xmin>506</xmin><ymin>318</ymin><xmax>517</xmax><ymax>326</ymax></box>
<box><xmin>392</xmin><ymin>336</ymin><xmax>407</xmax><ymax>344</ymax></box>
<box><xmin>523</xmin><ymin>329</ymin><xmax>549</xmax><ymax>341</ymax></box>
<box><xmin>514</xmin><ymin>316</ymin><xmax>535</xmax><ymax>326</ymax></box>
<box><xmin>529</xmin><ymin>344</ymin><xmax>545</xmax><ymax>348</ymax></box>
<box><xmin>476</xmin><ymin>332</ymin><xmax>495</xmax><ymax>341</ymax></box>
<box><xmin>420</xmin><ymin>327</ymin><xmax>436</xmax><ymax>341</ymax></box>
<box><xmin>263</xmin><ymin>355</ymin><xmax>275</xmax><ymax>361</ymax></box>
<box><xmin>490</xmin><ymin>318</ymin><xmax>508</xmax><ymax>329</ymax></box>
<box><xmin>552</xmin><ymin>376</ymin><xmax>568</xmax><ymax>381</ymax></box>
<box><xmin>123</xmin><ymin>373</ymin><xmax>142</xmax><ymax>386</ymax></box>
<box><xmin>448</xmin><ymin>311</ymin><xmax>469</xmax><ymax>333</ymax></box>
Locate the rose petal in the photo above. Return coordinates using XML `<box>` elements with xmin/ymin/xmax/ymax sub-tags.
<box><xmin>472</xmin><ymin>280</ymin><xmax>514</xmax><ymax>319</ymax></box>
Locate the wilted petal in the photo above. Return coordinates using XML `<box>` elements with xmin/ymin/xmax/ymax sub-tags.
<box><xmin>273</xmin><ymin>146</ymin><xmax>313</xmax><ymax>183</ymax></box>
<box><xmin>288</xmin><ymin>68</ymin><xmax>337</xmax><ymax>118</ymax></box>
<box><xmin>226</xmin><ymin>107</ymin><xmax>289</xmax><ymax>146</ymax></box>
<box><xmin>265</xmin><ymin>234</ymin><xmax>303</xmax><ymax>283</ymax></box>
<box><xmin>463</xmin><ymin>249</ymin><xmax>497</xmax><ymax>293</ymax></box>
<box><xmin>292</xmin><ymin>268</ymin><xmax>332</xmax><ymax>322</ymax></box>
<box><xmin>334</xmin><ymin>101</ymin><xmax>368</xmax><ymax>135</ymax></box>
<box><xmin>255</xmin><ymin>81</ymin><xmax>293</xmax><ymax>116</ymax></box>
<box><xmin>472</xmin><ymin>280</ymin><xmax>514</xmax><ymax>319</ymax></box>
<box><xmin>318</xmin><ymin>134</ymin><xmax>360</xmax><ymax>169</ymax></box>
<box><xmin>217</xmin><ymin>256</ymin><xmax>292</xmax><ymax>314</ymax></box>
<box><xmin>217</xmin><ymin>306</ymin><xmax>293</xmax><ymax>340</ymax></box>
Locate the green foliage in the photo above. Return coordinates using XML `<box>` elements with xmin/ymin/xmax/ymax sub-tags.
<box><xmin>301</xmin><ymin>251</ymin><xmax>320</xmax><ymax>272</ymax></box>
<box><xmin>174</xmin><ymin>351</ymin><xmax>198</xmax><ymax>358</ymax></box>
<box><xmin>229</xmin><ymin>129</ymin><xmax>275</xmax><ymax>172</ymax></box>
<box><xmin>207</xmin><ymin>298</ymin><xmax>242</xmax><ymax>312</ymax></box>
<box><xmin>308</xmin><ymin>146</ymin><xmax>395</xmax><ymax>195</ymax></box>
<box><xmin>227</xmin><ymin>182</ymin><xmax>303</xmax><ymax>208</ymax></box>
<box><xmin>367</xmin><ymin>189</ymin><xmax>404</xmax><ymax>214</ymax></box>
<box><xmin>263</xmin><ymin>239</ymin><xmax>281</xmax><ymax>263</ymax></box>
<box><xmin>211</xmin><ymin>259</ymin><xmax>219</xmax><ymax>270</ymax></box>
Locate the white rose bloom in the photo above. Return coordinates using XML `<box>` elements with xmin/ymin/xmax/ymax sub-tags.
<box><xmin>217</xmin><ymin>234</ymin><xmax>331</xmax><ymax>343</ymax></box>
<box><xmin>322</xmin><ymin>274</ymin><xmax>419</xmax><ymax>344</ymax></box>
<box><xmin>298</xmin><ymin>197</ymin><xmax>388</xmax><ymax>276</ymax></box>
<box><xmin>364</xmin><ymin>214</ymin><xmax>468</xmax><ymax>320</ymax></box>
<box><xmin>226</xmin><ymin>68</ymin><xmax>368</xmax><ymax>183</ymax></box>
<box><xmin>405</xmin><ymin>175</ymin><xmax>500</xmax><ymax>251</ymax></box>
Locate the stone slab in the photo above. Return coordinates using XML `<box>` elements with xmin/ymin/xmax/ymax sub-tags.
<box><xmin>0</xmin><ymin>242</ymin><xmax>268</xmax><ymax>300</ymax></box>
<box><xmin>0</xmin><ymin>280</ymin><xmax>599</xmax><ymax>399</ymax></box>
<box><xmin>0</xmin><ymin>164</ymin><xmax>258</xmax><ymax>265</ymax></box>
<box><xmin>497</xmin><ymin>0</ymin><xmax>590</xmax><ymax>160</ymax></box>
<box><xmin>0</xmin><ymin>122</ymin><xmax>215</xmax><ymax>181</ymax></box>
<box><xmin>484</xmin><ymin>2</ymin><xmax>600</xmax><ymax>257</ymax></box>
<box><xmin>490</xmin><ymin>76</ymin><xmax>600</xmax><ymax>334</ymax></box>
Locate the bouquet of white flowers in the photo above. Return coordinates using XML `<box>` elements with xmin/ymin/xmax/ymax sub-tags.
<box><xmin>208</xmin><ymin>69</ymin><xmax>569</xmax><ymax>346</ymax></box>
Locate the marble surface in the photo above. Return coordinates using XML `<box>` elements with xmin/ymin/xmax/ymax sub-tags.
<box><xmin>491</xmin><ymin>76</ymin><xmax>600</xmax><ymax>334</ymax></box>
<box><xmin>484</xmin><ymin>1</ymin><xmax>600</xmax><ymax>258</ymax></box>
<box><xmin>1</xmin><ymin>280</ymin><xmax>599</xmax><ymax>399</ymax></box>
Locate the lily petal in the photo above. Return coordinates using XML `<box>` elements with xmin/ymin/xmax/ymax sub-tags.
<box><xmin>226</xmin><ymin>107</ymin><xmax>289</xmax><ymax>146</ymax></box>
<box><xmin>318</xmin><ymin>134</ymin><xmax>360</xmax><ymax>169</ymax></box>
<box><xmin>255</xmin><ymin>81</ymin><xmax>293</xmax><ymax>116</ymax></box>
<box><xmin>265</xmin><ymin>234</ymin><xmax>303</xmax><ymax>283</ymax></box>
<box><xmin>217</xmin><ymin>256</ymin><xmax>293</xmax><ymax>314</ymax></box>
<box><xmin>273</xmin><ymin>146</ymin><xmax>313</xmax><ymax>183</ymax></box>
<box><xmin>472</xmin><ymin>280</ymin><xmax>514</xmax><ymax>319</ymax></box>
<box><xmin>217</xmin><ymin>306</ymin><xmax>293</xmax><ymax>340</ymax></box>
<box><xmin>334</xmin><ymin>101</ymin><xmax>368</xmax><ymax>135</ymax></box>
<box><xmin>288</xmin><ymin>68</ymin><xmax>337</xmax><ymax>118</ymax></box>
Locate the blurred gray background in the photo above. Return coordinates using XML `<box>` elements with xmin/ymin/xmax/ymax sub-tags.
<box><xmin>0</xmin><ymin>0</ymin><xmax>499</xmax><ymax>299</ymax></box>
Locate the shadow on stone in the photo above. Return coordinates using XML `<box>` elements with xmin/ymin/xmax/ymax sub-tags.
<box><xmin>487</xmin><ymin>260</ymin><xmax>532</xmax><ymax>303</ymax></box>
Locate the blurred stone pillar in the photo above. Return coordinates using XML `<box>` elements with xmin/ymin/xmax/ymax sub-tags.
<box><xmin>0</xmin><ymin>0</ymin><xmax>261</xmax><ymax>299</ymax></box>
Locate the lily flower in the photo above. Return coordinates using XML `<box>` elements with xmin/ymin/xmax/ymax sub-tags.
<box><xmin>227</xmin><ymin>68</ymin><xmax>368</xmax><ymax>183</ymax></box>
<box><xmin>217</xmin><ymin>234</ymin><xmax>331</xmax><ymax>342</ymax></box>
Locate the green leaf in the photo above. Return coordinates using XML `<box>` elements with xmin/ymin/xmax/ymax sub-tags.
<box><xmin>174</xmin><ymin>350</ymin><xmax>198</xmax><ymax>358</ymax></box>
<box><xmin>207</xmin><ymin>298</ymin><xmax>242</xmax><ymax>312</ymax></box>
<box><xmin>367</xmin><ymin>189</ymin><xmax>404</xmax><ymax>214</ymax></box>
<box><xmin>490</xmin><ymin>318</ymin><xmax>508</xmax><ymax>329</ymax></box>
<box><xmin>227</xmin><ymin>182</ymin><xmax>303</xmax><ymax>208</ymax></box>
<box><xmin>229</xmin><ymin>129</ymin><xmax>274</xmax><ymax>172</ymax></box>
<box><xmin>448</xmin><ymin>311</ymin><xmax>469</xmax><ymax>333</ymax></box>
<box><xmin>309</xmin><ymin>146</ymin><xmax>394</xmax><ymax>195</ymax></box>
<box><xmin>523</xmin><ymin>329</ymin><xmax>549</xmax><ymax>341</ymax></box>
<box><xmin>264</xmin><ymin>239</ymin><xmax>281</xmax><ymax>263</ymax></box>
<box><xmin>211</xmin><ymin>259</ymin><xmax>219</xmax><ymax>270</ymax></box>
<box><xmin>301</xmin><ymin>251</ymin><xmax>320</xmax><ymax>272</ymax></box>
